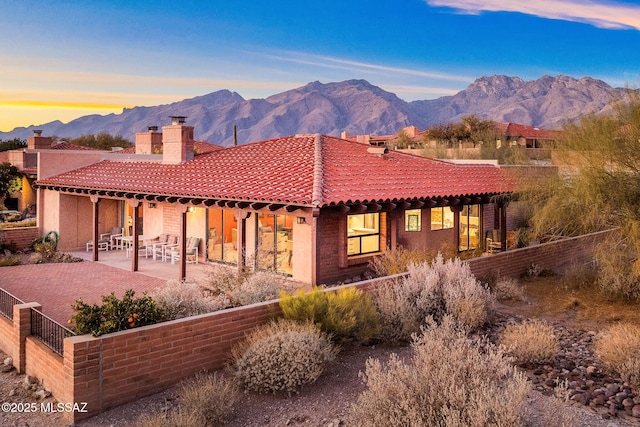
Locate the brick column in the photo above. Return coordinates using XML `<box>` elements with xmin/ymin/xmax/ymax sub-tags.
<box><xmin>12</xmin><ymin>302</ymin><xmax>42</xmax><ymax>373</ymax></box>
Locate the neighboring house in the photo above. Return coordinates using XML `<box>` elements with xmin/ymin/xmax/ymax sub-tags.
<box><xmin>34</xmin><ymin>117</ymin><xmax>516</xmax><ymax>286</ymax></box>
<box><xmin>496</xmin><ymin>122</ymin><xmax>561</xmax><ymax>149</ymax></box>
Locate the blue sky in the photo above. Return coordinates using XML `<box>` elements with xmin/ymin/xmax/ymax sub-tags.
<box><xmin>1</xmin><ymin>0</ymin><xmax>639</xmax><ymax>131</ymax></box>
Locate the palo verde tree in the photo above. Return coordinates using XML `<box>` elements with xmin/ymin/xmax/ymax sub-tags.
<box><xmin>523</xmin><ymin>89</ymin><xmax>640</xmax><ymax>299</ymax></box>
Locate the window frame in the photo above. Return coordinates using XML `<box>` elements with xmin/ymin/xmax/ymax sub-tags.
<box><xmin>347</xmin><ymin>213</ymin><xmax>381</xmax><ymax>256</ymax></box>
<box><xmin>430</xmin><ymin>207</ymin><xmax>454</xmax><ymax>231</ymax></box>
<box><xmin>404</xmin><ymin>209</ymin><xmax>422</xmax><ymax>232</ymax></box>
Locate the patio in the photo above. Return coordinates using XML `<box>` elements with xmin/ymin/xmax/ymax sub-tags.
<box><xmin>1</xmin><ymin>251</ymin><xmax>216</xmax><ymax>325</ymax></box>
<box><xmin>71</xmin><ymin>247</ymin><xmax>212</xmax><ymax>284</ymax></box>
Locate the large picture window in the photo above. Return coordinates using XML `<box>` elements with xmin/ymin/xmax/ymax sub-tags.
<box><xmin>257</xmin><ymin>213</ymin><xmax>294</xmax><ymax>275</ymax></box>
<box><xmin>347</xmin><ymin>213</ymin><xmax>380</xmax><ymax>256</ymax></box>
<box><xmin>207</xmin><ymin>208</ymin><xmax>237</xmax><ymax>264</ymax></box>
<box><xmin>431</xmin><ymin>207</ymin><xmax>454</xmax><ymax>230</ymax></box>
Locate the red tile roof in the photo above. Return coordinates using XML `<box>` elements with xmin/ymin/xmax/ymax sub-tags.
<box><xmin>36</xmin><ymin>134</ymin><xmax>514</xmax><ymax>207</ymax></box>
<box><xmin>496</xmin><ymin>123</ymin><xmax>561</xmax><ymax>140</ymax></box>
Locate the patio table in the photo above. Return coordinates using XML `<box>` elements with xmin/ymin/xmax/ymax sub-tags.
<box><xmin>121</xmin><ymin>235</ymin><xmax>158</xmax><ymax>257</ymax></box>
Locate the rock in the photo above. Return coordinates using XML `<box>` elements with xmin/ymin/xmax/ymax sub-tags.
<box><xmin>33</xmin><ymin>389</ymin><xmax>47</xmax><ymax>400</ymax></box>
<box><xmin>23</xmin><ymin>375</ymin><xmax>37</xmax><ymax>386</ymax></box>
<box><xmin>586</xmin><ymin>366</ymin><xmax>597</xmax><ymax>375</ymax></box>
<box><xmin>3</xmin><ymin>357</ymin><xmax>12</xmax><ymax>366</ymax></box>
<box><xmin>633</xmin><ymin>405</ymin><xmax>640</xmax><ymax>418</ymax></box>
<box><xmin>623</xmin><ymin>398</ymin><xmax>635</xmax><ymax>411</ymax></box>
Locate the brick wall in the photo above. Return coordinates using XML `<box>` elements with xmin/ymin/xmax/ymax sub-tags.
<box><xmin>0</xmin><ymin>227</ymin><xmax>39</xmax><ymax>251</ymax></box>
<box><xmin>0</xmin><ymin>230</ymin><xmax>607</xmax><ymax>423</ymax></box>
<box><xmin>467</xmin><ymin>230</ymin><xmax>608</xmax><ymax>280</ymax></box>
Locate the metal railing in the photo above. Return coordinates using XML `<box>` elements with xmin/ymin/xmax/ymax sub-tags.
<box><xmin>0</xmin><ymin>288</ymin><xmax>24</xmax><ymax>320</ymax></box>
<box><xmin>30</xmin><ymin>308</ymin><xmax>75</xmax><ymax>356</ymax></box>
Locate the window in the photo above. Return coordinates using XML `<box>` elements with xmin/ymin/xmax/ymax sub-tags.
<box><xmin>207</xmin><ymin>208</ymin><xmax>237</xmax><ymax>264</ymax></box>
<box><xmin>347</xmin><ymin>213</ymin><xmax>380</xmax><ymax>256</ymax></box>
<box><xmin>459</xmin><ymin>204</ymin><xmax>480</xmax><ymax>251</ymax></box>
<box><xmin>431</xmin><ymin>207</ymin><xmax>454</xmax><ymax>230</ymax></box>
<box><xmin>405</xmin><ymin>209</ymin><xmax>421</xmax><ymax>232</ymax></box>
<box><xmin>257</xmin><ymin>213</ymin><xmax>294</xmax><ymax>275</ymax></box>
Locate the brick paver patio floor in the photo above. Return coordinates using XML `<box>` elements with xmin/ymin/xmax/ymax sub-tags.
<box><xmin>0</xmin><ymin>263</ymin><xmax>168</xmax><ymax>325</ymax></box>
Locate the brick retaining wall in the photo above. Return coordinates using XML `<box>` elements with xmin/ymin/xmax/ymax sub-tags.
<box><xmin>0</xmin><ymin>227</ymin><xmax>39</xmax><ymax>251</ymax></box>
<box><xmin>0</xmin><ymin>230</ymin><xmax>608</xmax><ymax>423</ymax></box>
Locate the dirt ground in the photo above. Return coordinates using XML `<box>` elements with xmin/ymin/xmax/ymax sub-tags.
<box><xmin>0</xmin><ymin>274</ymin><xmax>638</xmax><ymax>427</ymax></box>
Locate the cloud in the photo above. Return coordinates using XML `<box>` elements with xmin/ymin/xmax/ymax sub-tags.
<box><xmin>426</xmin><ymin>0</ymin><xmax>640</xmax><ymax>30</ymax></box>
<box><xmin>260</xmin><ymin>50</ymin><xmax>475</xmax><ymax>84</ymax></box>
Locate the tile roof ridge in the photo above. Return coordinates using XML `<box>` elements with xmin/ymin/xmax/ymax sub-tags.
<box><xmin>311</xmin><ymin>133</ymin><xmax>323</xmax><ymax>208</ymax></box>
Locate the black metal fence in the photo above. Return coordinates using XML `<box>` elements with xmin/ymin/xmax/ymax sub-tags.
<box><xmin>0</xmin><ymin>288</ymin><xmax>24</xmax><ymax>320</ymax></box>
<box><xmin>30</xmin><ymin>308</ymin><xmax>75</xmax><ymax>356</ymax></box>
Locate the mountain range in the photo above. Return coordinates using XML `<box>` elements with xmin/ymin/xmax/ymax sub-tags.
<box><xmin>1</xmin><ymin>75</ymin><xmax>629</xmax><ymax>146</ymax></box>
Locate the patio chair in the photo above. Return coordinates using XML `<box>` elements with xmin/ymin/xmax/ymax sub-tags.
<box><xmin>154</xmin><ymin>235</ymin><xmax>177</xmax><ymax>261</ymax></box>
<box><xmin>168</xmin><ymin>237</ymin><xmax>200</xmax><ymax>264</ymax></box>
<box><xmin>86</xmin><ymin>226</ymin><xmax>122</xmax><ymax>251</ymax></box>
<box><xmin>146</xmin><ymin>234</ymin><xmax>168</xmax><ymax>258</ymax></box>
<box><xmin>486</xmin><ymin>229</ymin><xmax>502</xmax><ymax>253</ymax></box>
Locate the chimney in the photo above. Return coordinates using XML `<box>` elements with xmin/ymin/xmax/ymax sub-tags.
<box><xmin>162</xmin><ymin>116</ymin><xmax>194</xmax><ymax>164</ymax></box>
<box><xmin>341</xmin><ymin>131</ymin><xmax>349</xmax><ymax>139</ymax></box>
<box><xmin>27</xmin><ymin>130</ymin><xmax>52</xmax><ymax>150</ymax></box>
<box><xmin>135</xmin><ymin>126</ymin><xmax>163</xmax><ymax>154</ymax></box>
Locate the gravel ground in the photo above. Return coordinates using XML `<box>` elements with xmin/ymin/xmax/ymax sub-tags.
<box><xmin>0</xmin><ymin>338</ymin><xmax>632</xmax><ymax>427</ymax></box>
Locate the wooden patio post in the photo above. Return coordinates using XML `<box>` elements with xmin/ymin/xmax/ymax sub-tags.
<box><xmin>130</xmin><ymin>200</ymin><xmax>140</xmax><ymax>272</ymax></box>
<box><xmin>179</xmin><ymin>205</ymin><xmax>188</xmax><ymax>281</ymax></box>
<box><xmin>90</xmin><ymin>195</ymin><xmax>100</xmax><ymax>262</ymax></box>
<box><xmin>234</xmin><ymin>209</ymin><xmax>250</xmax><ymax>278</ymax></box>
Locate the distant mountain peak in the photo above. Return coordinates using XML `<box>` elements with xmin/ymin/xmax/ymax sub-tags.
<box><xmin>0</xmin><ymin>75</ymin><xmax>628</xmax><ymax>143</ymax></box>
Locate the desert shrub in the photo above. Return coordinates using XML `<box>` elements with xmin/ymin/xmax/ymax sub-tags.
<box><xmin>0</xmin><ymin>255</ymin><xmax>21</xmax><ymax>267</ymax></box>
<box><xmin>369</xmin><ymin>279</ymin><xmax>422</xmax><ymax>345</ymax></box>
<box><xmin>371</xmin><ymin>255</ymin><xmax>493</xmax><ymax>344</ymax></box>
<box><xmin>33</xmin><ymin>240</ymin><xmax>56</xmax><ymax>262</ymax></box>
<box><xmin>492</xmin><ymin>277</ymin><xmax>526</xmax><ymax>301</ymax></box>
<box><xmin>70</xmin><ymin>289</ymin><xmax>163</xmax><ymax>337</ymax></box>
<box><xmin>204</xmin><ymin>265</ymin><xmax>292</xmax><ymax>307</ymax></box>
<box><xmin>369</xmin><ymin>246</ymin><xmax>437</xmax><ymax>276</ymax></box>
<box><xmin>136</xmin><ymin>411</ymin><xmax>204</xmax><ymax>427</ymax></box>
<box><xmin>178</xmin><ymin>371</ymin><xmax>240</xmax><ymax>426</ymax></box>
<box><xmin>500</xmin><ymin>320</ymin><xmax>558</xmax><ymax>365</ymax></box>
<box><xmin>562</xmin><ymin>262</ymin><xmax>598</xmax><ymax>289</ymax></box>
<box><xmin>595</xmin><ymin>323</ymin><xmax>640</xmax><ymax>385</ymax></box>
<box><xmin>440</xmin><ymin>259</ymin><xmax>493</xmax><ymax>330</ymax></box>
<box><xmin>279</xmin><ymin>287</ymin><xmax>328</xmax><ymax>323</ymax></box>
<box><xmin>231</xmin><ymin>320</ymin><xmax>337</xmax><ymax>394</ymax></box>
<box><xmin>152</xmin><ymin>280</ymin><xmax>230</xmax><ymax>320</ymax></box>
<box><xmin>279</xmin><ymin>286</ymin><xmax>380</xmax><ymax>343</ymax></box>
<box><xmin>349</xmin><ymin>317</ymin><xmax>529</xmax><ymax>426</ymax></box>
<box><xmin>524</xmin><ymin>263</ymin><xmax>554</xmax><ymax>278</ymax></box>
<box><xmin>0</xmin><ymin>218</ymin><xmax>36</xmax><ymax>228</ymax></box>
<box><xmin>231</xmin><ymin>271</ymin><xmax>291</xmax><ymax>306</ymax></box>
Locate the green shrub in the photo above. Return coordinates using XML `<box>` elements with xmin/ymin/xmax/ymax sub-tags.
<box><xmin>151</xmin><ymin>280</ymin><xmax>230</xmax><ymax>320</ymax></box>
<box><xmin>500</xmin><ymin>320</ymin><xmax>558</xmax><ymax>365</ymax></box>
<box><xmin>595</xmin><ymin>323</ymin><xmax>640</xmax><ymax>385</ymax></box>
<box><xmin>70</xmin><ymin>289</ymin><xmax>163</xmax><ymax>337</ymax></box>
<box><xmin>349</xmin><ymin>317</ymin><xmax>529</xmax><ymax>427</ymax></box>
<box><xmin>178</xmin><ymin>371</ymin><xmax>240</xmax><ymax>426</ymax></box>
<box><xmin>231</xmin><ymin>320</ymin><xmax>337</xmax><ymax>394</ymax></box>
<box><xmin>279</xmin><ymin>286</ymin><xmax>380</xmax><ymax>343</ymax></box>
